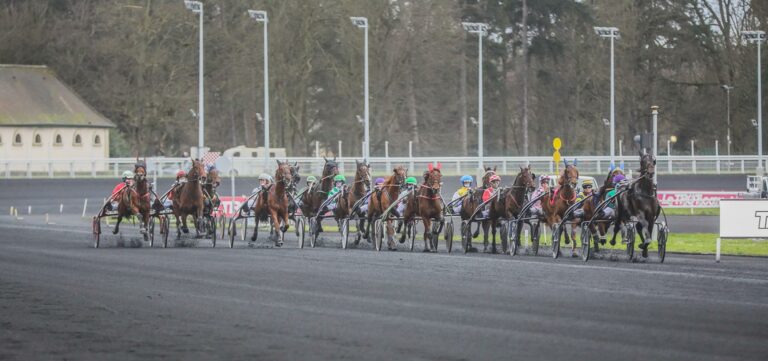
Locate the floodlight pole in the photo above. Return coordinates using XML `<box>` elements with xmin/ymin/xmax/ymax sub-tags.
<box><xmin>595</xmin><ymin>27</ymin><xmax>620</xmax><ymax>169</ymax></box>
<box><xmin>463</xmin><ymin>22</ymin><xmax>487</xmax><ymax>171</ymax></box>
<box><xmin>248</xmin><ymin>10</ymin><xmax>269</xmax><ymax>171</ymax></box>
<box><xmin>184</xmin><ymin>1</ymin><xmax>205</xmax><ymax>158</ymax></box>
<box><xmin>744</xmin><ymin>30</ymin><xmax>766</xmax><ymax>174</ymax></box>
<box><xmin>351</xmin><ymin>17</ymin><xmax>370</xmax><ymax>160</ymax></box>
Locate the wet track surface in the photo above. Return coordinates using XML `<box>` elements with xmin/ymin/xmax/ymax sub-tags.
<box><xmin>1</xmin><ymin>213</ymin><xmax>767</xmax><ymax>360</ymax></box>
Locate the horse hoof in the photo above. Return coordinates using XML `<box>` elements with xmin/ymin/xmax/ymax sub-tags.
<box><xmin>112</xmin><ymin>230</ymin><xmax>119</xmax><ymax>235</ymax></box>
<box><xmin>642</xmin><ymin>248</ymin><xmax>648</xmax><ymax>258</ymax></box>
<box><xmin>600</xmin><ymin>238</ymin><xmax>607</xmax><ymax>245</ymax></box>
<box><xmin>467</xmin><ymin>247</ymin><xmax>479</xmax><ymax>253</ymax></box>
<box><xmin>422</xmin><ymin>249</ymin><xmax>431</xmax><ymax>253</ymax></box>
<box><xmin>609</xmin><ymin>239</ymin><xmax>615</xmax><ymax>246</ymax></box>
<box><xmin>570</xmin><ymin>251</ymin><xmax>579</xmax><ymax>258</ymax></box>
<box><xmin>491</xmin><ymin>248</ymin><xmax>498</xmax><ymax>254</ymax></box>
<box><xmin>399</xmin><ymin>238</ymin><xmax>406</xmax><ymax>244</ymax></box>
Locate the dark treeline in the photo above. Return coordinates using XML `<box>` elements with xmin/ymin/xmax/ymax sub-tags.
<box><xmin>1</xmin><ymin>0</ymin><xmax>766</xmax><ymax>157</ymax></box>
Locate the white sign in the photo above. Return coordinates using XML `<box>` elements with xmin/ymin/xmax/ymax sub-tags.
<box><xmin>719</xmin><ymin>199</ymin><xmax>768</xmax><ymax>238</ymax></box>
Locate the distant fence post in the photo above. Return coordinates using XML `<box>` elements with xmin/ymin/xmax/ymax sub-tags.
<box><xmin>409</xmin><ymin>141</ymin><xmax>414</xmax><ymax>171</ymax></box>
<box><xmin>338</xmin><ymin>140</ymin><xmax>344</xmax><ymax>174</ymax></box>
<box><xmin>691</xmin><ymin>140</ymin><xmax>696</xmax><ymax>174</ymax></box>
<box><xmin>715</xmin><ymin>140</ymin><xmax>720</xmax><ymax>174</ymax></box>
<box><xmin>385</xmin><ymin>141</ymin><xmax>390</xmax><ymax>172</ymax></box>
<box><xmin>26</xmin><ymin>162</ymin><xmax>31</xmax><ymax>178</ymax></box>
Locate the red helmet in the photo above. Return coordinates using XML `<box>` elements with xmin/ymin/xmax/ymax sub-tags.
<box><xmin>176</xmin><ymin>170</ymin><xmax>186</xmax><ymax>178</ymax></box>
<box><xmin>489</xmin><ymin>175</ymin><xmax>501</xmax><ymax>183</ymax></box>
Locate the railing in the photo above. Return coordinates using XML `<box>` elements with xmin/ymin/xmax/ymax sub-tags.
<box><xmin>1</xmin><ymin>155</ymin><xmax>765</xmax><ymax>178</ymax></box>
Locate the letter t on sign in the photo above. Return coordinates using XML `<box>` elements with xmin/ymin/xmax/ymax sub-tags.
<box><xmin>755</xmin><ymin>211</ymin><xmax>768</xmax><ymax>229</ymax></box>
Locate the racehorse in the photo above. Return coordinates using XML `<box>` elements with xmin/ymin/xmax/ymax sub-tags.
<box><xmin>113</xmin><ymin>160</ymin><xmax>151</xmax><ymax>236</ymax></box>
<box><xmin>301</xmin><ymin>157</ymin><xmax>338</xmax><ymax>233</ymax></box>
<box><xmin>173</xmin><ymin>159</ymin><xmax>206</xmax><ymax>239</ymax></box>
<box><xmin>612</xmin><ymin>151</ymin><xmax>659</xmax><ymax>258</ymax></box>
<box><xmin>487</xmin><ymin>166</ymin><xmax>536</xmax><ymax>252</ymax></box>
<box><xmin>460</xmin><ymin>166</ymin><xmax>496</xmax><ymax>252</ymax></box>
<box><xmin>579</xmin><ymin>168</ymin><xmax>616</xmax><ymax>251</ymax></box>
<box><xmin>367</xmin><ymin>165</ymin><xmax>407</xmax><ymax>250</ymax></box>
<box><xmin>541</xmin><ymin>160</ymin><xmax>579</xmax><ymax>256</ymax></box>
<box><xmin>202</xmin><ymin>166</ymin><xmax>221</xmax><ymax>235</ymax></box>
<box><xmin>401</xmin><ymin>163</ymin><xmax>444</xmax><ymax>252</ymax></box>
<box><xmin>262</xmin><ymin>160</ymin><xmax>296</xmax><ymax>246</ymax></box>
<box><xmin>334</xmin><ymin>160</ymin><xmax>371</xmax><ymax>244</ymax></box>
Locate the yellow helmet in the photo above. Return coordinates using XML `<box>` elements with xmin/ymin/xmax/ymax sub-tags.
<box><xmin>582</xmin><ymin>179</ymin><xmax>593</xmax><ymax>186</ymax></box>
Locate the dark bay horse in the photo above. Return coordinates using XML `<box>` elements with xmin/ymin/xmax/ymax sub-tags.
<box><xmin>173</xmin><ymin>159</ymin><xmax>206</xmax><ymax>238</ymax></box>
<box><xmin>541</xmin><ymin>161</ymin><xmax>579</xmax><ymax>256</ymax></box>
<box><xmin>334</xmin><ymin>160</ymin><xmax>370</xmax><ymax>244</ymax></box>
<box><xmin>401</xmin><ymin>164</ymin><xmax>443</xmax><ymax>252</ymax></box>
<box><xmin>487</xmin><ymin>166</ymin><xmax>536</xmax><ymax>252</ymax></box>
<box><xmin>460</xmin><ymin>166</ymin><xmax>496</xmax><ymax>251</ymax></box>
<box><xmin>301</xmin><ymin>157</ymin><xmax>338</xmax><ymax>229</ymax></box>
<box><xmin>263</xmin><ymin>160</ymin><xmax>296</xmax><ymax>246</ymax></box>
<box><xmin>612</xmin><ymin>151</ymin><xmax>659</xmax><ymax>258</ymax></box>
<box><xmin>367</xmin><ymin>165</ymin><xmax>407</xmax><ymax>250</ymax></box>
<box><xmin>113</xmin><ymin>160</ymin><xmax>151</xmax><ymax>236</ymax></box>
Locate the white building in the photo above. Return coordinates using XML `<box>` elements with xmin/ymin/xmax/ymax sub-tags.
<box><xmin>0</xmin><ymin>65</ymin><xmax>115</xmax><ymax>173</ymax></box>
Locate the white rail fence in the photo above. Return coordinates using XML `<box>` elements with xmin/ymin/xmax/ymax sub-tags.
<box><xmin>1</xmin><ymin>155</ymin><xmax>765</xmax><ymax>178</ymax></box>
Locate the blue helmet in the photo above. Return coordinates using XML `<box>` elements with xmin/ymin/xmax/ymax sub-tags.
<box><xmin>460</xmin><ymin>175</ymin><xmax>473</xmax><ymax>185</ymax></box>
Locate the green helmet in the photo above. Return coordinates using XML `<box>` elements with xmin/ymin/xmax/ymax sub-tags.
<box><xmin>405</xmin><ymin>177</ymin><xmax>417</xmax><ymax>185</ymax></box>
<box><xmin>333</xmin><ymin>174</ymin><xmax>346</xmax><ymax>183</ymax></box>
<box><xmin>122</xmin><ymin>170</ymin><xmax>134</xmax><ymax>179</ymax></box>
<box><xmin>306</xmin><ymin>175</ymin><xmax>317</xmax><ymax>183</ymax></box>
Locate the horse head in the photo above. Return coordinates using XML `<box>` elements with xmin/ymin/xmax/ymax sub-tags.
<box><xmin>639</xmin><ymin>150</ymin><xmax>656</xmax><ymax>177</ymax></box>
<box><xmin>518</xmin><ymin>165</ymin><xmax>536</xmax><ymax>192</ymax></box>
<box><xmin>356</xmin><ymin>160</ymin><xmax>371</xmax><ymax>189</ymax></box>
<box><xmin>392</xmin><ymin>165</ymin><xmax>407</xmax><ymax>185</ymax></box>
<box><xmin>188</xmin><ymin>159</ymin><xmax>205</xmax><ymax>182</ymax></box>
<box><xmin>323</xmin><ymin>157</ymin><xmax>339</xmax><ymax>178</ymax></box>
<box><xmin>425</xmin><ymin>164</ymin><xmax>442</xmax><ymax>192</ymax></box>
<box><xmin>290</xmin><ymin>161</ymin><xmax>301</xmax><ymax>190</ymax></box>
<box><xmin>274</xmin><ymin>160</ymin><xmax>294</xmax><ymax>189</ymax></box>
<box><xmin>562</xmin><ymin>162</ymin><xmax>579</xmax><ymax>188</ymax></box>
<box><xmin>482</xmin><ymin>166</ymin><xmax>497</xmax><ymax>188</ymax></box>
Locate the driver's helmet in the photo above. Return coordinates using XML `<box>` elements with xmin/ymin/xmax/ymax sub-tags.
<box><xmin>582</xmin><ymin>179</ymin><xmax>594</xmax><ymax>190</ymax></box>
<box><xmin>612</xmin><ymin>174</ymin><xmax>626</xmax><ymax>184</ymax></box>
<box><xmin>405</xmin><ymin>177</ymin><xmax>417</xmax><ymax>186</ymax></box>
<box><xmin>489</xmin><ymin>174</ymin><xmax>501</xmax><ymax>185</ymax></box>
<box><xmin>333</xmin><ymin>174</ymin><xmax>346</xmax><ymax>184</ymax></box>
<box><xmin>306</xmin><ymin>175</ymin><xmax>317</xmax><ymax>184</ymax></box>
<box><xmin>122</xmin><ymin>170</ymin><xmax>134</xmax><ymax>180</ymax></box>
<box><xmin>176</xmin><ymin>170</ymin><xmax>186</xmax><ymax>178</ymax></box>
<box><xmin>205</xmin><ymin>164</ymin><xmax>215</xmax><ymax>173</ymax></box>
<box><xmin>539</xmin><ymin>175</ymin><xmax>550</xmax><ymax>184</ymax></box>
<box><xmin>460</xmin><ymin>175</ymin><xmax>473</xmax><ymax>186</ymax></box>
<box><xmin>258</xmin><ymin>173</ymin><xmax>271</xmax><ymax>182</ymax></box>
<box><xmin>375</xmin><ymin>177</ymin><xmax>385</xmax><ymax>185</ymax></box>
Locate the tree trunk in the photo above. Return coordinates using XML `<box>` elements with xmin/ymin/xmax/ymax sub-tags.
<box><xmin>522</xmin><ymin>0</ymin><xmax>529</xmax><ymax>157</ymax></box>
<box><xmin>460</xmin><ymin>45</ymin><xmax>468</xmax><ymax>156</ymax></box>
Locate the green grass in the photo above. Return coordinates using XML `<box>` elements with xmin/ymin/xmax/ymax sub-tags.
<box><xmin>662</xmin><ymin>208</ymin><xmax>720</xmax><ymax>216</ymax></box>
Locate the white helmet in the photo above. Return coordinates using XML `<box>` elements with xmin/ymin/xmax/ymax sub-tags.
<box><xmin>258</xmin><ymin>173</ymin><xmax>271</xmax><ymax>181</ymax></box>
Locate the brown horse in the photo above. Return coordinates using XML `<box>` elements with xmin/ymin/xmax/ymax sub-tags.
<box><xmin>334</xmin><ymin>160</ymin><xmax>371</xmax><ymax>244</ymax></box>
<box><xmin>460</xmin><ymin>166</ymin><xmax>496</xmax><ymax>251</ymax></box>
<box><xmin>402</xmin><ymin>163</ymin><xmax>443</xmax><ymax>252</ymax></box>
<box><xmin>613</xmin><ymin>151</ymin><xmax>659</xmax><ymax>258</ymax></box>
<box><xmin>578</xmin><ymin>169</ymin><xmax>615</xmax><ymax>251</ymax></box>
<box><xmin>541</xmin><ymin>161</ymin><xmax>579</xmax><ymax>256</ymax></box>
<box><xmin>301</xmin><ymin>157</ymin><xmax>338</xmax><ymax>223</ymax></box>
<box><xmin>173</xmin><ymin>159</ymin><xmax>206</xmax><ymax>239</ymax></box>
<box><xmin>367</xmin><ymin>165</ymin><xmax>407</xmax><ymax>250</ymax></box>
<box><xmin>264</xmin><ymin>160</ymin><xmax>296</xmax><ymax>246</ymax></box>
<box><xmin>487</xmin><ymin>166</ymin><xmax>536</xmax><ymax>252</ymax></box>
<box><xmin>113</xmin><ymin>160</ymin><xmax>151</xmax><ymax>236</ymax></box>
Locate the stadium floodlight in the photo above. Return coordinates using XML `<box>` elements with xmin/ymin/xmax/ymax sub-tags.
<box><xmin>350</xmin><ymin>17</ymin><xmax>370</xmax><ymax>160</ymax></box>
<box><xmin>594</xmin><ymin>26</ymin><xmax>620</xmax><ymax>169</ymax></box>
<box><xmin>248</xmin><ymin>9</ymin><xmax>270</xmax><ymax>171</ymax></box>
<box><xmin>742</xmin><ymin>30</ymin><xmax>766</xmax><ymax>174</ymax></box>
<box><xmin>183</xmin><ymin>1</ymin><xmax>204</xmax><ymax>158</ymax></box>
<box><xmin>462</xmin><ymin>22</ymin><xmax>488</xmax><ymax>171</ymax></box>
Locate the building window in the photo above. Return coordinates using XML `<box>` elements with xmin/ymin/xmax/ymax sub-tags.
<box><xmin>73</xmin><ymin>133</ymin><xmax>82</xmax><ymax>146</ymax></box>
<box><xmin>93</xmin><ymin>135</ymin><xmax>101</xmax><ymax>146</ymax></box>
<box><xmin>13</xmin><ymin>133</ymin><xmax>22</xmax><ymax>145</ymax></box>
<box><xmin>33</xmin><ymin>133</ymin><xmax>42</xmax><ymax>146</ymax></box>
<box><xmin>54</xmin><ymin>134</ymin><xmax>63</xmax><ymax>146</ymax></box>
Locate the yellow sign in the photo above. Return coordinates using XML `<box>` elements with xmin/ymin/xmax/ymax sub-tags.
<box><xmin>553</xmin><ymin>151</ymin><xmax>561</xmax><ymax>163</ymax></box>
<box><xmin>553</xmin><ymin>137</ymin><xmax>562</xmax><ymax>150</ymax></box>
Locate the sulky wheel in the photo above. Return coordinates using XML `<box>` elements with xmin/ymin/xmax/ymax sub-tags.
<box><xmin>92</xmin><ymin>216</ymin><xmax>101</xmax><ymax>248</ymax></box>
<box><xmin>658</xmin><ymin>226</ymin><xmax>668</xmax><ymax>263</ymax></box>
<box><xmin>297</xmin><ymin>217</ymin><xmax>306</xmax><ymax>249</ymax></box>
<box><xmin>462</xmin><ymin>222</ymin><xmax>472</xmax><ymax>254</ymax></box>
<box><xmin>499</xmin><ymin>221</ymin><xmax>509</xmax><ymax>254</ymax></box>
<box><xmin>531</xmin><ymin>222</ymin><xmax>541</xmax><ymax>256</ymax></box>
<box><xmin>444</xmin><ymin>220</ymin><xmax>454</xmax><ymax>253</ymax></box>
<box><xmin>581</xmin><ymin>224</ymin><xmax>591</xmax><ymax>262</ymax></box>
<box><xmin>310</xmin><ymin>218</ymin><xmax>319</xmax><ymax>248</ymax></box>
<box><xmin>552</xmin><ymin>225</ymin><xmax>561</xmax><ymax>259</ymax></box>
<box><xmin>341</xmin><ymin>219</ymin><xmax>349</xmax><ymax>249</ymax></box>
<box><xmin>211</xmin><ymin>216</ymin><xmax>218</xmax><ymax>247</ymax></box>
<box><xmin>625</xmin><ymin>225</ymin><xmax>635</xmax><ymax>262</ymax></box>
<box><xmin>229</xmin><ymin>219</ymin><xmax>237</xmax><ymax>248</ymax></box>
<box><xmin>374</xmin><ymin>219</ymin><xmax>384</xmax><ymax>251</ymax></box>
<box><xmin>508</xmin><ymin>221</ymin><xmax>519</xmax><ymax>256</ymax></box>
<box><xmin>148</xmin><ymin>217</ymin><xmax>155</xmax><ymax>248</ymax></box>
<box><xmin>408</xmin><ymin>222</ymin><xmax>417</xmax><ymax>252</ymax></box>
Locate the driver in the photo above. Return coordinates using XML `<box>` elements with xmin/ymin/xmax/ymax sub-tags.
<box><xmin>452</xmin><ymin>175</ymin><xmax>473</xmax><ymax>213</ymax></box>
<box><xmin>324</xmin><ymin>175</ymin><xmax>347</xmax><ymax>213</ymax></box>
<box><xmin>601</xmin><ymin>174</ymin><xmax>626</xmax><ymax>220</ymax></box>
<box><xmin>394</xmin><ymin>177</ymin><xmax>418</xmax><ymax>216</ymax></box>
<box><xmin>245</xmin><ymin>173</ymin><xmax>273</xmax><ymax>210</ymax></box>
<box><xmin>107</xmin><ymin>170</ymin><xmax>134</xmax><ymax>211</ymax></box>
<box><xmin>358</xmin><ymin>177</ymin><xmax>384</xmax><ymax>214</ymax></box>
<box><xmin>164</xmin><ymin>170</ymin><xmax>187</xmax><ymax>209</ymax></box>
<box><xmin>529</xmin><ymin>176</ymin><xmax>550</xmax><ymax>219</ymax></box>
<box><xmin>481</xmin><ymin>174</ymin><xmax>501</xmax><ymax>218</ymax></box>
